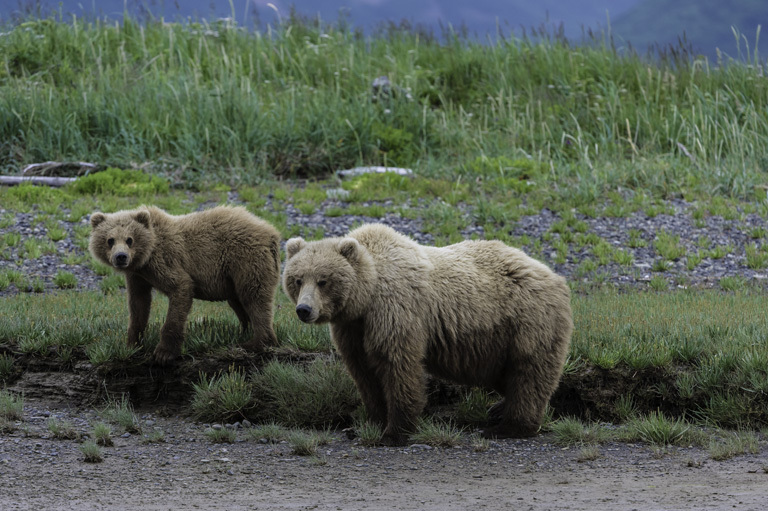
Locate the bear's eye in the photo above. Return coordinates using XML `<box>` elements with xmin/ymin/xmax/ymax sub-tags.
<box><xmin>295</xmin><ymin>278</ymin><xmax>302</xmax><ymax>287</ymax></box>
<box><xmin>107</xmin><ymin>238</ymin><xmax>115</xmax><ymax>247</ymax></box>
<box><xmin>126</xmin><ymin>237</ymin><xmax>133</xmax><ymax>247</ymax></box>
<box><xmin>318</xmin><ymin>280</ymin><xmax>327</xmax><ymax>288</ymax></box>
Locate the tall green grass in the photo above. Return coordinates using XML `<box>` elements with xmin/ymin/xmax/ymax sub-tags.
<box><xmin>1</xmin><ymin>17</ymin><xmax>767</xmax><ymax>197</ymax></box>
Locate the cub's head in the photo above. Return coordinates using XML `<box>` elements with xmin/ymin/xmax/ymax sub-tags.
<box><xmin>89</xmin><ymin>209</ymin><xmax>155</xmax><ymax>271</ymax></box>
<box><xmin>282</xmin><ymin>236</ymin><xmax>365</xmax><ymax>324</ymax></box>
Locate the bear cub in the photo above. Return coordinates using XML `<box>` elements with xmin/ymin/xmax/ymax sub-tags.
<box><xmin>283</xmin><ymin>223</ymin><xmax>573</xmax><ymax>445</ymax></box>
<box><xmin>90</xmin><ymin>205</ymin><xmax>280</xmax><ymax>364</ymax></box>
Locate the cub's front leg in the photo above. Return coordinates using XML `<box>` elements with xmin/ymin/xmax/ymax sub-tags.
<box><xmin>154</xmin><ymin>281</ymin><xmax>194</xmax><ymax>365</ymax></box>
<box><xmin>126</xmin><ymin>274</ymin><xmax>153</xmax><ymax>347</ymax></box>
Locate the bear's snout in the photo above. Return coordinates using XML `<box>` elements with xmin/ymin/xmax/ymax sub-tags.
<box><xmin>113</xmin><ymin>252</ymin><xmax>129</xmax><ymax>268</ymax></box>
<box><xmin>296</xmin><ymin>304</ymin><xmax>313</xmax><ymax>323</ymax></box>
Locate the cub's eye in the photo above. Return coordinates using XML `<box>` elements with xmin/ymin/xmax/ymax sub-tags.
<box><xmin>318</xmin><ymin>280</ymin><xmax>327</xmax><ymax>288</ymax></box>
<box><xmin>107</xmin><ymin>238</ymin><xmax>115</xmax><ymax>247</ymax></box>
<box><xmin>126</xmin><ymin>237</ymin><xmax>133</xmax><ymax>247</ymax></box>
<box><xmin>295</xmin><ymin>278</ymin><xmax>302</xmax><ymax>287</ymax></box>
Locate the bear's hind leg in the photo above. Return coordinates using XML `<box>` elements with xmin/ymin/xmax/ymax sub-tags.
<box><xmin>237</xmin><ymin>285</ymin><xmax>278</xmax><ymax>353</ymax></box>
<box><xmin>227</xmin><ymin>297</ymin><xmax>251</xmax><ymax>332</ymax></box>
<box><xmin>482</xmin><ymin>357</ymin><xmax>559</xmax><ymax>439</ymax></box>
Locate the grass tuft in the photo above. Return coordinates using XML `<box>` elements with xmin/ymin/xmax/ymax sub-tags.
<box><xmin>623</xmin><ymin>412</ymin><xmax>691</xmax><ymax>446</ymax></box>
<box><xmin>0</xmin><ymin>391</ymin><xmax>23</xmax><ymax>421</ymax></box>
<box><xmin>79</xmin><ymin>441</ymin><xmax>104</xmax><ymax>463</ymax></box>
<box><xmin>99</xmin><ymin>396</ymin><xmax>141</xmax><ymax>434</ymax></box>
<box><xmin>191</xmin><ymin>368</ymin><xmax>254</xmax><ymax>423</ymax></box>
<box><xmin>204</xmin><ymin>427</ymin><xmax>236</xmax><ymax>444</ymax></box>
<box><xmin>410</xmin><ymin>418</ymin><xmax>463</xmax><ymax>447</ymax></box>
<box><xmin>91</xmin><ymin>422</ymin><xmax>114</xmax><ymax>447</ymax></box>
<box><xmin>47</xmin><ymin>418</ymin><xmax>79</xmax><ymax>440</ymax></box>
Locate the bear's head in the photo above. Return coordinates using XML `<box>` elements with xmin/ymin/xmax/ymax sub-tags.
<box><xmin>282</xmin><ymin>236</ymin><xmax>371</xmax><ymax>324</ymax></box>
<box><xmin>89</xmin><ymin>208</ymin><xmax>156</xmax><ymax>271</ymax></box>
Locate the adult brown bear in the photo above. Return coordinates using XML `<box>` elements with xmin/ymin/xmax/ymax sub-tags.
<box><xmin>282</xmin><ymin>223</ymin><xmax>573</xmax><ymax>445</ymax></box>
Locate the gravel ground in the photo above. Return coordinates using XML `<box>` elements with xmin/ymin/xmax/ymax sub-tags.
<box><xmin>1</xmin><ymin>192</ymin><xmax>767</xmax><ymax>295</ymax></box>
<box><xmin>1</xmin><ymin>401</ymin><xmax>767</xmax><ymax>511</ymax></box>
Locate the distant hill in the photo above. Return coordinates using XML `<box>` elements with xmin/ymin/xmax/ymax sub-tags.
<box><xmin>611</xmin><ymin>0</ymin><xmax>768</xmax><ymax>61</ymax></box>
<box><xmin>5</xmin><ymin>0</ymin><xmax>764</xmax><ymax>61</ymax></box>
<box><xmin>0</xmin><ymin>0</ymin><xmax>639</xmax><ymax>40</ymax></box>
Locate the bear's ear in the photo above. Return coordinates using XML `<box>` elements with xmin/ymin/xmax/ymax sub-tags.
<box><xmin>134</xmin><ymin>210</ymin><xmax>151</xmax><ymax>228</ymax></box>
<box><xmin>338</xmin><ymin>238</ymin><xmax>360</xmax><ymax>263</ymax></box>
<box><xmin>90</xmin><ymin>212</ymin><xmax>106</xmax><ymax>228</ymax></box>
<box><xmin>285</xmin><ymin>237</ymin><xmax>307</xmax><ymax>260</ymax></box>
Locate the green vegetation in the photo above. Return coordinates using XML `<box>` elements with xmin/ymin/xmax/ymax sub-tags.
<box><xmin>0</xmin><ymin>354</ymin><xmax>14</xmax><ymax>382</ymax></box>
<box><xmin>410</xmin><ymin>418</ymin><xmax>463</xmax><ymax>447</ymax></box>
<box><xmin>53</xmin><ymin>270</ymin><xmax>78</xmax><ymax>289</ymax></box>
<box><xmin>288</xmin><ymin>430</ymin><xmax>322</xmax><ymax>456</ymax></box>
<box><xmin>47</xmin><ymin>418</ymin><xmax>79</xmax><ymax>440</ymax></box>
<box><xmin>191</xmin><ymin>369</ymin><xmax>254</xmax><ymax>423</ymax></box>
<box><xmin>79</xmin><ymin>440</ymin><xmax>104</xmax><ymax>463</ymax></box>
<box><xmin>99</xmin><ymin>396</ymin><xmax>141</xmax><ymax>434</ymax></box>
<box><xmin>0</xmin><ymin>390</ymin><xmax>23</xmax><ymax>421</ymax></box>
<box><xmin>0</xmin><ymin>17</ymin><xmax>766</xmax><ymax>200</ymax></box>
<box><xmin>204</xmin><ymin>427</ymin><xmax>236</xmax><ymax>444</ymax></box>
<box><xmin>247</xmin><ymin>422</ymin><xmax>289</xmax><ymax>444</ymax></box>
<box><xmin>91</xmin><ymin>422</ymin><xmax>114</xmax><ymax>447</ymax></box>
<box><xmin>354</xmin><ymin>421</ymin><xmax>385</xmax><ymax>447</ymax></box>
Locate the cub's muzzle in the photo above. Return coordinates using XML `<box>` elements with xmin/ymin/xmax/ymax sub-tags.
<box><xmin>112</xmin><ymin>252</ymin><xmax>129</xmax><ymax>268</ymax></box>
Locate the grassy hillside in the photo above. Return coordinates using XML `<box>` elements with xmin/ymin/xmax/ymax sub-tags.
<box><xmin>0</xmin><ymin>16</ymin><xmax>767</xmax><ymax>199</ymax></box>
<box><xmin>612</xmin><ymin>0</ymin><xmax>767</xmax><ymax>61</ymax></box>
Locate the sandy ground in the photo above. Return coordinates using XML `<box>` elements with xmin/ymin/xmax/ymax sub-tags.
<box><xmin>1</xmin><ymin>402</ymin><xmax>767</xmax><ymax>511</ymax></box>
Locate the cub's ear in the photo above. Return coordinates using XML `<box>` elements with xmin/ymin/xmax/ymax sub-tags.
<box><xmin>90</xmin><ymin>212</ymin><xmax>106</xmax><ymax>228</ymax></box>
<box><xmin>285</xmin><ymin>237</ymin><xmax>307</xmax><ymax>260</ymax></box>
<box><xmin>338</xmin><ymin>238</ymin><xmax>360</xmax><ymax>263</ymax></box>
<box><xmin>134</xmin><ymin>210</ymin><xmax>151</xmax><ymax>228</ymax></box>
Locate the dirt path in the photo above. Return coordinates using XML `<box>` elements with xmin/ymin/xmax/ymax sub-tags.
<box><xmin>1</xmin><ymin>402</ymin><xmax>767</xmax><ymax>511</ymax></box>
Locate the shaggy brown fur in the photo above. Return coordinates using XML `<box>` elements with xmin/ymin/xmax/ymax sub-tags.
<box><xmin>283</xmin><ymin>223</ymin><xmax>573</xmax><ymax>445</ymax></box>
<box><xmin>89</xmin><ymin>206</ymin><xmax>281</xmax><ymax>364</ymax></box>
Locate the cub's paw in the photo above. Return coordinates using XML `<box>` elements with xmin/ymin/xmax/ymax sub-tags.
<box><xmin>240</xmin><ymin>339</ymin><xmax>267</xmax><ymax>354</ymax></box>
<box><xmin>152</xmin><ymin>345</ymin><xmax>181</xmax><ymax>365</ymax></box>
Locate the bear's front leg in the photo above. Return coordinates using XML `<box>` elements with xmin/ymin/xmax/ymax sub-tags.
<box><xmin>126</xmin><ymin>274</ymin><xmax>153</xmax><ymax>347</ymax></box>
<box><xmin>331</xmin><ymin>323</ymin><xmax>388</xmax><ymax>427</ymax></box>
<box><xmin>375</xmin><ymin>355</ymin><xmax>428</xmax><ymax>446</ymax></box>
<box><xmin>154</xmin><ymin>285</ymin><xmax>194</xmax><ymax>365</ymax></box>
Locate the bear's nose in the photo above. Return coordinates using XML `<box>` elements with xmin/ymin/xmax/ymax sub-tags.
<box><xmin>296</xmin><ymin>304</ymin><xmax>313</xmax><ymax>322</ymax></box>
<box><xmin>114</xmin><ymin>252</ymin><xmax>129</xmax><ymax>266</ymax></box>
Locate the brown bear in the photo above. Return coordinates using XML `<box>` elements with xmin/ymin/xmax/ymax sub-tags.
<box><xmin>89</xmin><ymin>205</ymin><xmax>281</xmax><ymax>364</ymax></box>
<box><xmin>282</xmin><ymin>223</ymin><xmax>573</xmax><ymax>445</ymax></box>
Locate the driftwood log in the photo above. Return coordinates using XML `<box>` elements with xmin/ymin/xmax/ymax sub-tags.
<box><xmin>0</xmin><ymin>161</ymin><xmax>103</xmax><ymax>187</ymax></box>
<box><xmin>0</xmin><ymin>175</ymin><xmax>78</xmax><ymax>187</ymax></box>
